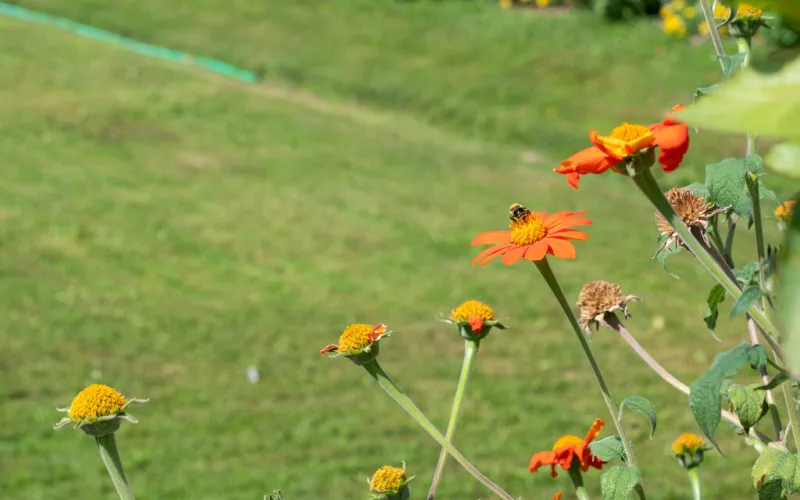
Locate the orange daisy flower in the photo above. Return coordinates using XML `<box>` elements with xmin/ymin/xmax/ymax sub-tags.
<box><xmin>555</xmin><ymin>105</ymin><xmax>689</xmax><ymax>189</ymax></box>
<box><xmin>529</xmin><ymin>419</ymin><xmax>606</xmax><ymax>478</ymax></box>
<box><xmin>471</xmin><ymin>203</ymin><xmax>592</xmax><ymax>265</ymax></box>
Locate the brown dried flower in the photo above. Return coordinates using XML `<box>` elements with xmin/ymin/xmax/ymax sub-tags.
<box><xmin>655</xmin><ymin>188</ymin><xmax>724</xmax><ymax>255</ymax></box>
<box><xmin>577</xmin><ymin>281</ymin><xmax>640</xmax><ymax>337</ymax></box>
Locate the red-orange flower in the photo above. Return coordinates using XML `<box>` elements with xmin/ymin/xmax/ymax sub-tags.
<box><xmin>553</xmin><ymin>492</ymin><xmax>562</xmax><ymax>500</ymax></box>
<box><xmin>472</xmin><ymin>203</ymin><xmax>591</xmax><ymax>265</ymax></box>
<box><xmin>529</xmin><ymin>419</ymin><xmax>606</xmax><ymax>478</ymax></box>
<box><xmin>555</xmin><ymin>105</ymin><xmax>689</xmax><ymax>189</ymax></box>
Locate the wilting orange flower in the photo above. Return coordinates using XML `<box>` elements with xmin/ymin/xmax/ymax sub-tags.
<box><xmin>555</xmin><ymin>106</ymin><xmax>689</xmax><ymax>189</ymax></box>
<box><xmin>472</xmin><ymin>203</ymin><xmax>592</xmax><ymax>265</ymax></box>
<box><xmin>529</xmin><ymin>419</ymin><xmax>605</xmax><ymax>478</ymax></box>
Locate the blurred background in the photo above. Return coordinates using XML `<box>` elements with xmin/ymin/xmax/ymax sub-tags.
<box><xmin>2</xmin><ymin>0</ymin><xmax>799</xmax><ymax>498</ymax></box>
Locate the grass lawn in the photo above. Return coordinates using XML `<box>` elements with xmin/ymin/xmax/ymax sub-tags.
<box><xmin>1</xmin><ymin>1</ymin><xmax>797</xmax><ymax>499</ymax></box>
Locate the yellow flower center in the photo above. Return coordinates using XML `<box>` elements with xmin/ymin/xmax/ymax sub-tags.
<box><xmin>451</xmin><ymin>300</ymin><xmax>495</xmax><ymax>322</ymax></box>
<box><xmin>552</xmin><ymin>435</ymin><xmax>583</xmax><ymax>451</ymax></box>
<box><xmin>776</xmin><ymin>201</ymin><xmax>796</xmax><ymax>222</ymax></box>
<box><xmin>370</xmin><ymin>465</ymin><xmax>406</xmax><ymax>493</ymax></box>
<box><xmin>337</xmin><ymin>323</ymin><xmax>378</xmax><ymax>353</ymax></box>
<box><xmin>736</xmin><ymin>3</ymin><xmax>762</xmax><ymax>18</ymax></box>
<box><xmin>596</xmin><ymin>122</ymin><xmax>655</xmax><ymax>159</ymax></box>
<box><xmin>509</xmin><ymin>212</ymin><xmax>546</xmax><ymax>246</ymax></box>
<box><xmin>672</xmin><ymin>433</ymin><xmax>704</xmax><ymax>454</ymax></box>
<box><xmin>68</xmin><ymin>384</ymin><xmax>127</xmax><ymax>420</ymax></box>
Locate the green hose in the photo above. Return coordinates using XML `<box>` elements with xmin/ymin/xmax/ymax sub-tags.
<box><xmin>0</xmin><ymin>2</ymin><xmax>259</xmax><ymax>83</ymax></box>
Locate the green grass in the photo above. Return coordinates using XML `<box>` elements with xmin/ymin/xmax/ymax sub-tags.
<box><xmin>0</xmin><ymin>1</ymin><xmax>797</xmax><ymax>499</ymax></box>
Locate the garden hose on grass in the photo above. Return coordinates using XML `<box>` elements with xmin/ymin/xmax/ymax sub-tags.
<box><xmin>0</xmin><ymin>2</ymin><xmax>259</xmax><ymax>83</ymax></box>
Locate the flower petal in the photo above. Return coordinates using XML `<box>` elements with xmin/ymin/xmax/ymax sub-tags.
<box><xmin>583</xmin><ymin>418</ymin><xmax>605</xmax><ymax>445</ymax></box>
<box><xmin>523</xmin><ymin>240</ymin><xmax>549</xmax><ymax>261</ymax></box>
<box><xmin>468</xmin><ymin>317</ymin><xmax>483</xmax><ymax>333</ymax></box>
<box><xmin>529</xmin><ymin>451</ymin><xmax>556</xmax><ymax>473</ymax></box>
<box><xmin>549</xmin><ymin>229</ymin><xmax>589</xmax><ymax>241</ymax></box>
<box><xmin>553</xmin><ymin>492</ymin><xmax>563</xmax><ymax>500</ymax></box>
<box><xmin>472</xmin><ymin>245</ymin><xmax>510</xmax><ymax>266</ymax></box>
<box><xmin>471</xmin><ymin>230</ymin><xmax>511</xmax><ymax>246</ymax></box>
<box><xmin>650</xmin><ymin>111</ymin><xmax>689</xmax><ymax>173</ymax></box>
<box><xmin>320</xmin><ymin>344</ymin><xmax>339</xmax><ymax>355</ymax></box>
<box><xmin>548</xmin><ymin>217</ymin><xmax>593</xmax><ymax>233</ymax></box>
<box><xmin>546</xmin><ymin>238</ymin><xmax>576</xmax><ymax>259</ymax></box>
<box><xmin>501</xmin><ymin>245</ymin><xmax>528</xmax><ymax>265</ymax></box>
<box><xmin>544</xmin><ymin>211</ymin><xmax>589</xmax><ymax>229</ymax></box>
<box><xmin>554</xmin><ymin>145</ymin><xmax>618</xmax><ymax>189</ymax></box>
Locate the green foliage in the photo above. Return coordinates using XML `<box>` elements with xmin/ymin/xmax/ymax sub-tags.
<box><xmin>763</xmin><ymin>14</ymin><xmax>800</xmax><ymax>47</ymax></box>
<box><xmin>689</xmin><ymin>343</ymin><xmax>768</xmax><ymax>451</ymax></box>
<box><xmin>593</xmin><ymin>0</ymin><xmax>661</xmax><ymax>20</ymax></box>
<box><xmin>705</xmin><ymin>156</ymin><xmax>763</xmax><ymax>217</ymax></box>
<box><xmin>655</xmin><ymin>233</ymin><xmax>684</xmax><ymax>277</ymax></box>
<box><xmin>758</xmin><ymin>371</ymin><xmax>791</xmax><ymax>391</ymax></box>
<box><xmin>618</xmin><ymin>396</ymin><xmax>657</xmax><ymax>438</ymax></box>
<box><xmin>778</xmin><ymin>195</ymin><xmax>800</xmax><ymax>377</ymax></box>
<box><xmin>267</xmin><ymin>491</ymin><xmax>286</xmax><ymax>500</ymax></box>
<box><xmin>725</xmin><ymin>383</ymin><xmax>768</xmax><ymax>431</ymax></box>
<box><xmin>766</xmin><ymin>143</ymin><xmax>800</xmax><ymax>179</ymax></box>
<box><xmin>679</xmin><ymin>57</ymin><xmax>800</xmax><ymax>140</ymax></box>
<box><xmin>734</xmin><ymin>261</ymin><xmax>761</xmax><ymax>287</ymax></box>
<box><xmin>718</xmin><ymin>53</ymin><xmax>748</xmax><ymax>78</ymax></box>
<box><xmin>703</xmin><ymin>283</ymin><xmax>727</xmax><ymax>335</ymax></box>
<box><xmin>752</xmin><ymin>445</ymin><xmax>800</xmax><ymax>499</ymax></box>
<box><xmin>589</xmin><ymin>435</ymin><xmax>627</xmax><ymax>462</ymax></box>
<box><xmin>601</xmin><ymin>467</ymin><xmax>642</xmax><ymax>500</ymax></box>
<box><xmin>729</xmin><ymin>285</ymin><xmax>768</xmax><ymax>318</ymax></box>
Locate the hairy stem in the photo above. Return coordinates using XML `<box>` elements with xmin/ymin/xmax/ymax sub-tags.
<box><xmin>95</xmin><ymin>434</ymin><xmax>135</xmax><ymax>500</ymax></box>
<box><xmin>698</xmin><ymin>0</ymin><xmax>727</xmax><ymax>69</ymax></box>
<box><xmin>427</xmin><ymin>339</ymin><xmax>480</xmax><ymax>500</ymax></box>
<box><xmin>534</xmin><ymin>259</ymin><xmax>639</xmax><ymax>470</ymax></box>
<box><xmin>568</xmin><ymin>465</ymin><xmax>591</xmax><ymax>500</ymax></box>
<box><xmin>362</xmin><ymin>360</ymin><xmax>514</xmax><ymax>500</ymax></box>
<box><xmin>688</xmin><ymin>467</ymin><xmax>703</xmax><ymax>500</ymax></box>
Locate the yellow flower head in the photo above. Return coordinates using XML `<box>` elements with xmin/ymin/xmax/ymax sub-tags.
<box><xmin>535</xmin><ymin>0</ymin><xmax>550</xmax><ymax>7</ymax></box>
<box><xmin>735</xmin><ymin>2</ymin><xmax>763</xmax><ymax>18</ymax></box>
<box><xmin>55</xmin><ymin>384</ymin><xmax>147</xmax><ymax>437</ymax></box>
<box><xmin>320</xmin><ymin>323</ymin><xmax>390</xmax><ymax>364</ymax></box>
<box><xmin>663</xmin><ymin>14</ymin><xmax>688</xmax><ymax>38</ymax></box>
<box><xmin>451</xmin><ymin>300</ymin><xmax>495</xmax><ymax>323</ymax></box>
<box><xmin>672</xmin><ymin>433</ymin><xmax>704</xmax><ymax>454</ymax></box>
<box><xmin>445</xmin><ymin>300</ymin><xmax>506</xmax><ymax>339</ymax></box>
<box><xmin>594</xmin><ymin>123</ymin><xmax>655</xmax><ymax>159</ymax></box>
<box><xmin>68</xmin><ymin>384</ymin><xmax>126</xmax><ymax>419</ymax></box>
<box><xmin>776</xmin><ymin>200</ymin><xmax>796</xmax><ymax>222</ymax></box>
<box><xmin>368</xmin><ymin>462</ymin><xmax>414</xmax><ymax>498</ymax></box>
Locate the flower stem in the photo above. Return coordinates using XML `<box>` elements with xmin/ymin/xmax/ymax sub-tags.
<box><xmin>362</xmin><ymin>360</ymin><xmax>514</xmax><ymax>500</ymax></box>
<box><xmin>632</xmin><ymin>169</ymin><xmax>782</xmax><ymax>344</ymax></box>
<box><xmin>698</xmin><ymin>0</ymin><xmax>727</xmax><ymax>70</ymax></box>
<box><xmin>427</xmin><ymin>339</ymin><xmax>480</xmax><ymax>500</ymax></box>
<box><xmin>688</xmin><ymin>467</ymin><xmax>703</xmax><ymax>500</ymax></box>
<box><xmin>534</xmin><ymin>258</ymin><xmax>639</xmax><ymax>470</ymax></box>
<box><xmin>568</xmin><ymin>465</ymin><xmax>591</xmax><ymax>500</ymax></box>
<box><xmin>95</xmin><ymin>434</ymin><xmax>135</xmax><ymax>500</ymax></box>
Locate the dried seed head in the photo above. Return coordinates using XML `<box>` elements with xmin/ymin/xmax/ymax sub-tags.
<box><xmin>577</xmin><ymin>281</ymin><xmax>640</xmax><ymax>337</ymax></box>
<box><xmin>655</xmin><ymin>188</ymin><xmax>723</xmax><ymax>253</ymax></box>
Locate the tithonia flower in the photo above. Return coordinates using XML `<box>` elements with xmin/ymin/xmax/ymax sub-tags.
<box><xmin>442</xmin><ymin>299</ymin><xmax>507</xmax><ymax>340</ymax></box>
<box><xmin>529</xmin><ymin>419</ymin><xmax>606</xmax><ymax>478</ymax></box>
<box><xmin>672</xmin><ymin>433</ymin><xmax>706</xmax><ymax>469</ymax></box>
<box><xmin>555</xmin><ymin>106</ymin><xmax>689</xmax><ymax>189</ymax></box>
<box><xmin>321</xmin><ymin>323</ymin><xmax>390</xmax><ymax>365</ymax></box>
<box><xmin>577</xmin><ymin>281</ymin><xmax>640</xmax><ymax>338</ymax></box>
<box><xmin>54</xmin><ymin>384</ymin><xmax>147</xmax><ymax>437</ymax></box>
<box><xmin>776</xmin><ymin>200</ymin><xmax>796</xmax><ymax>223</ymax></box>
<box><xmin>655</xmin><ymin>187</ymin><xmax>725</xmax><ymax>255</ymax></box>
<box><xmin>369</xmin><ymin>463</ymin><xmax>414</xmax><ymax>500</ymax></box>
<box><xmin>471</xmin><ymin>203</ymin><xmax>592</xmax><ymax>265</ymax></box>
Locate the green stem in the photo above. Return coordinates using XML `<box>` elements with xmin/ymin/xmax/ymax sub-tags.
<box><xmin>698</xmin><ymin>0</ymin><xmax>727</xmax><ymax>70</ymax></box>
<box><xmin>724</xmin><ymin>216</ymin><xmax>737</xmax><ymax>262</ymax></box>
<box><xmin>568</xmin><ymin>465</ymin><xmax>591</xmax><ymax>500</ymax></box>
<box><xmin>688</xmin><ymin>467</ymin><xmax>703</xmax><ymax>500</ymax></box>
<box><xmin>632</xmin><ymin>170</ymin><xmax>782</xmax><ymax>344</ymax></box>
<box><xmin>427</xmin><ymin>339</ymin><xmax>480</xmax><ymax>500</ymax></box>
<box><xmin>362</xmin><ymin>360</ymin><xmax>514</xmax><ymax>500</ymax></box>
<box><xmin>534</xmin><ymin>259</ymin><xmax>639</xmax><ymax>469</ymax></box>
<box><xmin>95</xmin><ymin>434</ymin><xmax>134</xmax><ymax>500</ymax></box>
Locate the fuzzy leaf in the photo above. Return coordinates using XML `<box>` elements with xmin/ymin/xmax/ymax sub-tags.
<box><xmin>619</xmin><ymin>396</ymin><xmax>657</xmax><ymax>438</ymax></box>
<box><xmin>589</xmin><ymin>435</ymin><xmax>626</xmax><ymax>462</ymax></box>
<box><xmin>685</xmin><ymin>182</ymin><xmax>710</xmax><ymax>199</ymax></box>
<box><xmin>690</xmin><ymin>343</ymin><xmax>768</xmax><ymax>452</ymax></box>
<box><xmin>766</xmin><ymin>143</ymin><xmax>800</xmax><ymax>179</ymax></box>
<box><xmin>727</xmin><ymin>383</ymin><xmax>769</xmax><ymax>432</ymax></box>
<box><xmin>601</xmin><ymin>466</ymin><xmax>642</xmax><ymax>500</ymax></box>
<box><xmin>734</xmin><ymin>261</ymin><xmax>761</xmax><ymax>287</ymax></box>
<box><xmin>730</xmin><ymin>285</ymin><xmax>768</xmax><ymax>319</ymax></box>
<box><xmin>693</xmin><ymin>85</ymin><xmax>719</xmax><ymax>101</ymax></box>
<box><xmin>718</xmin><ymin>53</ymin><xmax>747</xmax><ymax>78</ymax></box>
<box><xmin>752</xmin><ymin>445</ymin><xmax>799</xmax><ymax>499</ymax></box>
<box><xmin>677</xmin><ymin>58</ymin><xmax>800</xmax><ymax>141</ymax></box>
<box><xmin>705</xmin><ymin>156</ymin><xmax>763</xmax><ymax>217</ymax></box>
<box><xmin>703</xmin><ymin>283</ymin><xmax>727</xmax><ymax>335</ymax></box>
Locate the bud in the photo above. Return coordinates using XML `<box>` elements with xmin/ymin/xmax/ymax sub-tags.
<box><xmin>368</xmin><ymin>463</ymin><xmax>414</xmax><ymax>500</ymax></box>
<box><xmin>441</xmin><ymin>300</ymin><xmax>507</xmax><ymax>341</ymax></box>
<box><xmin>726</xmin><ymin>2</ymin><xmax>769</xmax><ymax>40</ymax></box>
<box><xmin>54</xmin><ymin>384</ymin><xmax>147</xmax><ymax>437</ymax></box>
<box><xmin>320</xmin><ymin>323</ymin><xmax>390</xmax><ymax>365</ymax></box>
<box><xmin>672</xmin><ymin>433</ymin><xmax>706</xmax><ymax>469</ymax></box>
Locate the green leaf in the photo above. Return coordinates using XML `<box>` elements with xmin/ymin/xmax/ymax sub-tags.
<box><xmin>601</xmin><ymin>466</ymin><xmax>642</xmax><ymax>500</ymax></box>
<box><xmin>619</xmin><ymin>395</ymin><xmax>657</xmax><ymax>438</ymax></box>
<box><xmin>705</xmin><ymin>156</ymin><xmax>763</xmax><ymax>217</ymax></box>
<box><xmin>684</xmin><ymin>182</ymin><xmax>710</xmax><ymax>199</ymax></box>
<box><xmin>766</xmin><ymin>143</ymin><xmax>800</xmax><ymax>179</ymax></box>
<box><xmin>268</xmin><ymin>491</ymin><xmax>286</xmax><ymax>500</ymax></box>
<box><xmin>717</xmin><ymin>52</ymin><xmax>747</xmax><ymax>78</ymax></box>
<box><xmin>689</xmin><ymin>343</ymin><xmax>768</xmax><ymax>452</ymax></box>
<box><xmin>677</xmin><ymin>57</ymin><xmax>800</xmax><ymax>141</ymax></box>
<box><xmin>727</xmin><ymin>383</ymin><xmax>769</xmax><ymax>432</ymax></box>
<box><xmin>730</xmin><ymin>285</ymin><xmax>768</xmax><ymax>319</ymax></box>
<box><xmin>703</xmin><ymin>283</ymin><xmax>727</xmax><ymax>336</ymax></box>
<box><xmin>693</xmin><ymin>84</ymin><xmax>719</xmax><ymax>102</ymax></box>
<box><xmin>758</xmin><ymin>371</ymin><xmax>791</xmax><ymax>391</ymax></box>
<box><xmin>734</xmin><ymin>261</ymin><xmax>761</xmax><ymax>286</ymax></box>
<box><xmin>779</xmin><ymin>195</ymin><xmax>800</xmax><ymax>378</ymax></box>
<box><xmin>752</xmin><ymin>445</ymin><xmax>799</xmax><ymax>499</ymax></box>
<box><xmin>589</xmin><ymin>435</ymin><xmax>626</xmax><ymax>462</ymax></box>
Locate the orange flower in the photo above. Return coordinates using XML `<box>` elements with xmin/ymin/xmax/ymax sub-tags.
<box><xmin>529</xmin><ymin>419</ymin><xmax>606</xmax><ymax>478</ymax></box>
<box><xmin>472</xmin><ymin>203</ymin><xmax>591</xmax><ymax>265</ymax></box>
<box><xmin>553</xmin><ymin>492</ymin><xmax>562</xmax><ymax>500</ymax></box>
<box><xmin>555</xmin><ymin>106</ymin><xmax>689</xmax><ymax>189</ymax></box>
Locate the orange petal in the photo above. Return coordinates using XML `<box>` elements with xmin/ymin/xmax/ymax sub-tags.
<box><xmin>468</xmin><ymin>316</ymin><xmax>483</xmax><ymax>333</ymax></box>
<box><xmin>548</xmin><ymin>217</ymin><xmax>593</xmax><ymax>233</ymax></box>
<box><xmin>553</xmin><ymin>492</ymin><xmax>563</xmax><ymax>500</ymax></box>
<box><xmin>501</xmin><ymin>245</ymin><xmax>528</xmax><ymax>265</ymax></box>
<box><xmin>650</xmin><ymin>119</ymin><xmax>689</xmax><ymax>173</ymax></box>
<box><xmin>471</xmin><ymin>230</ymin><xmax>511</xmax><ymax>246</ymax></box>
<box><xmin>523</xmin><ymin>240</ymin><xmax>549</xmax><ymax>261</ymax></box>
<box><xmin>546</xmin><ymin>238</ymin><xmax>576</xmax><ymax>259</ymax></box>
<box><xmin>472</xmin><ymin>245</ymin><xmax>510</xmax><ymax>266</ymax></box>
<box><xmin>553</xmin><ymin>447</ymin><xmax>576</xmax><ymax>470</ymax></box>
<box><xmin>549</xmin><ymin>229</ymin><xmax>589</xmax><ymax>241</ymax></box>
<box><xmin>529</xmin><ymin>450</ymin><xmax>556</xmax><ymax>473</ymax></box>
<box><xmin>544</xmin><ymin>211</ymin><xmax>589</xmax><ymax>229</ymax></box>
<box><xmin>555</xmin><ymin>145</ymin><xmax>618</xmax><ymax>189</ymax></box>
<box><xmin>320</xmin><ymin>344</ymin><xmax>339</xmax><ymax>355</ymax></box>
<box><xmin>583</xmin><ymin>418</ymin><xmax>605</xmax><ymax>445</ymax></box>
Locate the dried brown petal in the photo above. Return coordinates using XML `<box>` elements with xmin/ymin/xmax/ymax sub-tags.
<box><xmin>655</xmin><ymin>188</ymin><xmax>725</xmax><ymax>254</ymax></box>
<box><xmin>577</xmin><ymin>280</ymin><xmax>640</xmax><ymax>336</ymax></box>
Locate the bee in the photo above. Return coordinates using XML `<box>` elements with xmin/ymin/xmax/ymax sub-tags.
<box><xmin>509</xmin><ymin>203</ymin><xmax>531</xmax><ymax>223</ymax></box>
